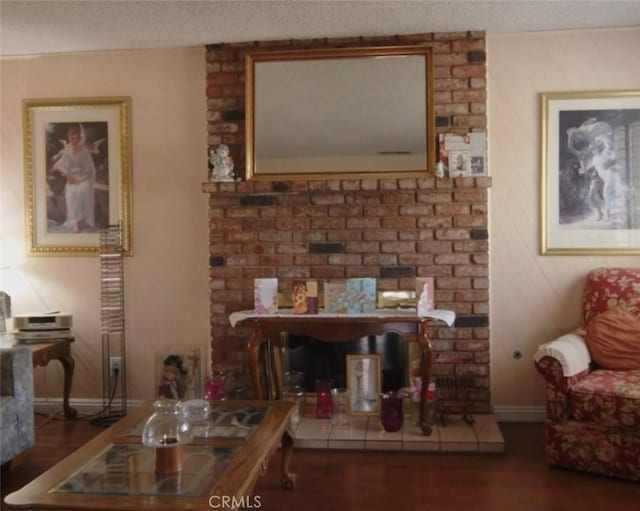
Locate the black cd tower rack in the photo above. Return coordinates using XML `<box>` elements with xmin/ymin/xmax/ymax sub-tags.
<box><xmin>91</xmin><ymin>224</ymin><xmax>127</xmax><ymax>425</ymax></box>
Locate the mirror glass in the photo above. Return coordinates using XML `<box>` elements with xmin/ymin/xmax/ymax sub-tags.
<box><xmin>245</xmin><ymin>45</ymin><xmax>434</xmax><ymax>180</ymax></box>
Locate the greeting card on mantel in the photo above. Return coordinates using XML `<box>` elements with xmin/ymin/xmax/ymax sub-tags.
<box><xmin>324</xmin><ymin>279</ymin><xmax>377</xmax><ymax>314</ymax></box>
<box><xmin>292</xmin><ymin>281</ymin><xmax>308</xmax><ymax>314</ymax></box>
<box><xmin>416</xmin><ymin>277</ymin><xmax>434</xmax><ymax>314</ymax></box>
<box><xmin>324</xmin><ymin>281</ymin><xmax>347</xmax><ymax>313</ymax></box>
<box><xmin>254</xmin><ymin>278</ymin><xmax>278</xmax><ymax>314</ymax></box>
<box><xmin>346</xmin><ymin>278</ymin><xmax>377</xmax><ymax>313</ymax></box>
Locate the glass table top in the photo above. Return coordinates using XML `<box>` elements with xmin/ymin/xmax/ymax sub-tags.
<box><xmin>52</xmin><ymin>443</ymin><xmax>240</xmax><ymax>497</ymax></box>
<box><xmin>4</xmin><ymin>400</ymin><xmax>297</xmax><ymax>509</ymax></box>
<box><xmin>124</xmin><ymin>403</ymin><xmax>268</xmax><ymax>440</ymax></box>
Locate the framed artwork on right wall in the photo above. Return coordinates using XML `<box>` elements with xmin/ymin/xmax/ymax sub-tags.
<box><xmin>540</xmin><ymin>90</ymin><xmax>640</xmax><ymax>255</ymax></box>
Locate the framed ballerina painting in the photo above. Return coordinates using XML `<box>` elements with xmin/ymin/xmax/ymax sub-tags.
<box><xmin>23</xmin><ymin>97</ymin><xmax>132</xmax><ymax>256</ymax></box>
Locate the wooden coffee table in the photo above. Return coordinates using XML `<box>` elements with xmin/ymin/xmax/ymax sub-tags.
<box><xmin>4</xmin><ymin>399</ymin><xmax>295</xmax><ymax>510</ymax></box>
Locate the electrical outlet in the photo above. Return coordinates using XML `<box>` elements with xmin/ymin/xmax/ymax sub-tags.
<box><xmin>109</xmin><ymin>356</ymin><xmax>122</xmax><ymax>374</ymax></box>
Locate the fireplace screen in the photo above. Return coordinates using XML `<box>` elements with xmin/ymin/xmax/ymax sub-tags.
<box><xmin>284</xmin><ymin>333</ymin><xmax>408</xmax><ymax>394</ymax></box>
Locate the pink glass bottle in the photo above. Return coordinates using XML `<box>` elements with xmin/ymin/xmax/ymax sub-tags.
<box><xmin>205</xmin><ymin>370</ymin><xmax>227</xmax><ymax>400</ymax></box>
<box><xmin>315</xmin><ymin>379</ymin><xmax>334</xmax><ymax>419</ymax></box>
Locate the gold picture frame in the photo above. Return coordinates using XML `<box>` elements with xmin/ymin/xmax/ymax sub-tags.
<box><xmin>346</xmin><ymin>354</ymin><xmax>381</xmax><ymax>416</ymax></box>
<box><xmin>23</xmin><ymin>97</ymin><xmax>132</xmax><ymax>256</ymax></box>
<box><xmin>245</xmin><ymin>44</ymin><xmax>435</xmax><ymax>180</ymax></box>
<box><xmin>540</xmin><ymin>90</ymin><xmax>640</xmax><ymax>255</ymax></box>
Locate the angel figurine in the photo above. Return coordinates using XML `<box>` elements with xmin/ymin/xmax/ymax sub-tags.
<box><xmin>209</xmin><ymin>144</ymin><xmax>235</xmax><ymax>181</ymax></box>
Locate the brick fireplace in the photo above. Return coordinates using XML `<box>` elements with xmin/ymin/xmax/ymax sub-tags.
<box><xmin>203</xmin><ymin>31</ymin><xmax>491</xmax><ymax>413</ymax></box>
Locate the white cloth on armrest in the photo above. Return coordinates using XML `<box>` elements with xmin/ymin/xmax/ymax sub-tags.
<box><xmin>534</xmin><ymin>333</ymin><xmax>591</xmax><ymax>377</ymax></box>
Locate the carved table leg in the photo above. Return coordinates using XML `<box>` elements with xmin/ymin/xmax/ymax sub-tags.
<box><xmin>418</xmin><ymin>320</ymin><xmax>433</xmax><ymax>436</ymax></box>
<box><xmin>58</xmin><ymin>353</ymin><xmax>77</xmax><ymax>419</ymax></box>
<box><xmin>247</xmin><ymin>325</ymin><xmax>264</xmax><ymax>400</ymax></box>
<box><xmin>280</xmin><ymin>430</ymin><xmax>296</xmax><ymax>489</ymax></box>
<box><xmin>30</xmin><ymin>341</ymin><xmax>77</xmax><ymax>420</ymax></box>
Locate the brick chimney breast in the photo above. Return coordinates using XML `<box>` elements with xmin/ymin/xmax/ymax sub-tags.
<box><xmin>203</xmin><ymin>31</ymin><xmax>490</xmax><ymax>413</ymax></box>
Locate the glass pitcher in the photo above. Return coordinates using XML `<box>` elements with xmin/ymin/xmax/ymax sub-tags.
<box><xmin>142</xmin><ymin>399</ymin><xmax>193</xmax><ymax>474</ymax></box>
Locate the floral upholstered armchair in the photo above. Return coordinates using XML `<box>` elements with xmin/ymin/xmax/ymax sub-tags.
<box><xmin>534</xmin><ymin>267</ymin><xmax>640</xmax><ymax>481</ymax></box>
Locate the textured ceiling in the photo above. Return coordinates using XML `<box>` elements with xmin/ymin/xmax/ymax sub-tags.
<box><xmin>1</xmin><ymin>0</ymin><xmax>640</xmax><ymax>57</ymax></box>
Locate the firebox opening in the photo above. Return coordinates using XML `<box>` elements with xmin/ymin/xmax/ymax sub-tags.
<box><xmin>284</xmin><ymin>333</ymin><xmax>408</xmax><ymax>393</ymax></box>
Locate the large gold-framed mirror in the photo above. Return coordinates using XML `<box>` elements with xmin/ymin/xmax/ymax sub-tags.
<box><xmin>245</xmin><ymin>45</ymin><xmax>435</xmax><ymax>181</ymax></box>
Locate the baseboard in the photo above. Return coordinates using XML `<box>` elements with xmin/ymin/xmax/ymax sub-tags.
<box><xmin>493</xmin><ymin>405</ymin><xmax>545</xmax><ymax>423</ymax></box>
<box><xmin>34</xmin><ymin>397</ymin><xmax>144</xmax><ymax>417</ymax></box>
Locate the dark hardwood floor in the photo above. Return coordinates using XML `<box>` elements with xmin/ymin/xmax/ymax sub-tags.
<box><xmin>2</xmin><ymin>415</ymin><xmax>638</xmax><ymax>510</ymax></box>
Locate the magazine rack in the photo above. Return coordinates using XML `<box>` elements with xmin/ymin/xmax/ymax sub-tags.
<box><xmin>92</xmin><ymin>224</ymin><xmax>127</xmax><ymax>425</ymax></box>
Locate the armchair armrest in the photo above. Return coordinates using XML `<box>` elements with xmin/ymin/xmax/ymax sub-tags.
<box><xmin>534</xmin><ymin>333</ymin><xmax>591</xmax><ymax>377</ymax></box>
<box><xmin>0</xmin><ymin>345</ymin><xmax>34</xmax><ymax>465</ymax></box>
<box><xmin>534</xmin><ymin>333</ymin><xmax>591</xmax><ymax>422</ymax></box>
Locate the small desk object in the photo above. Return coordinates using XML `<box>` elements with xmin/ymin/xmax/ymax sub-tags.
<box><xmin>27</xmin><ymin>339</ymin><xmax>76</xmax><ymax>419</ymax></box>
<box><xmin>230</xmin><ymin>309</ymin><xmax>455</xmax><ymax>436</ymax></box>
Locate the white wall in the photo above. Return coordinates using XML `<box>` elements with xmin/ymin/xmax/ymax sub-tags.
<box><xmin>488</xmin><ymin>28</ymin><xmax>640</xmax><ymax>416</ymax></box>
<box><xmin>0</xmin><ymin>48</ymin><xmax>210</xmax><ymax>401</ymax></box>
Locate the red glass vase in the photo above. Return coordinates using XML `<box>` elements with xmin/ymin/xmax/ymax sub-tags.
<box><xmin>315</xmin><ymin>379</ymin><xmax>334</xmax><ymax>419</ymax></box>
<box><xmin>380</xmin><ymin>392</ymin><xmax>404</xmax><ymax>432</ymax></box>
<box><xmin>205</xmin><ymin>371</ymin><xmax>226</xmax><ymax>400</ymax></box>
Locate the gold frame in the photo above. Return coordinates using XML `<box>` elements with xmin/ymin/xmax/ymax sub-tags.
<box><xmin>23</xmin><ymin>97</ymin><xmax>132</xmax><ymax>256</ymax></box>
<box><xmin>245</xmin><ymin>44</ymin><xmax>435</xmax><ymax>181</ymax></box>
<box><xmin>346</xmin><ymin>354</ymin><xmax>381</xmax><ymax>416</ymax></box>
<box><xmin>540</xmin><ymin>90</ymin><xmax>640</xmax><ymax>255</ymax></box>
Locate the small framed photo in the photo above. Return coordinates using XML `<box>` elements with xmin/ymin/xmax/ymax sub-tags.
<box><xmin>346</xmin><ymin>354</ymin><xmax>381</xmax><ymax>415</ymax></box>
<box><xmin>448</xmin><ymin>150</ymin><xmax>471</xmax><ymax>177</ymax></box>
<box><xmin>23</xmin><ymin>97</ymin><xmax>132</xmax><ymax>256</ymax></box>
<box><xmin>155</xmin><ymin>346</ymin><xmax>206</xmax><ymax>401</ymax></box>
<box><xmin>540</xmin><ymin>90</ymin><xmax>640</xmax><ymax>254</ymax></box>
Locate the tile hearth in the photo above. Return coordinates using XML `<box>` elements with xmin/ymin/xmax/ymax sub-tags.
<box><xmin>290</xmin><ymin>413</ymin><xmax>504</xmax><ymax>453</ymax></box>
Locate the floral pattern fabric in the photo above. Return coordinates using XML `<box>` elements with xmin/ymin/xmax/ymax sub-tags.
<box><xmin>582</xmin><ymin>267</ymin><xmax>640</xmax><ymax>324</ymax></box>
<box><xmin>569</xmin><ymin>369</ymin><xmax>640</xmax><ymax>428</ymax></box>
<box><xmin>537</xmin><ymin>356</ymin><xmax>640</xmax><ymax>481</ymax></box>
<box><xmin>535</xmin><ymin>357</ymin><xmax>588</xmax><ymax>422</ymax></box>
<box><xmin>546</xmin><ymin>422</ymin><xmax>640</xmax><ymax>481</ymax></box>
<box><xmin>534</xmin><ymin>267</ymin><xmax>640</xmax><ymax>481</ymax></box>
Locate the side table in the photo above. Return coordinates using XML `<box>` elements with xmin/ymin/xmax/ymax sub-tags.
<box><xmin>231</xmin><ymin>310</ymin><xmax>456</xmax><ymax>436</ymax></box>
<box><xmin>28</xmin><ymin>339</ymin><xmax>76</xmax><ymax>419</ymax></box>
